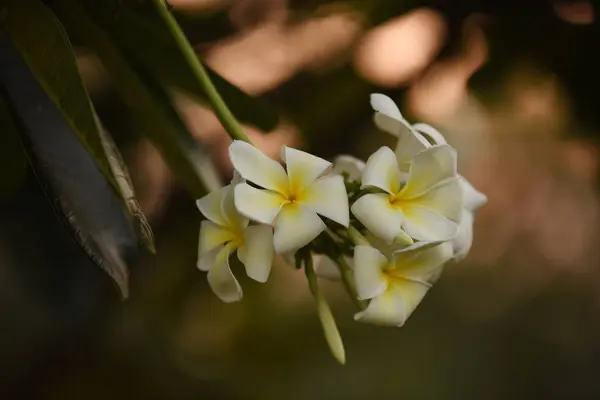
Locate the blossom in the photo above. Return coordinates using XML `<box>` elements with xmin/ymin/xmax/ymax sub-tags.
<box><xmin>353</xmin><ymin>241</ymin><xmax>452</xmax><ymax>326</ymax></box>
<box><xmin>370</xmin><ymin>93</ymin><xmax>431</xmax><ymax>171</ymax></box>
<box><xmin>229</xmin><ymin>140</ymin><xmax>349</xmax><ymax>254</ymax></box>
<box><xmin>453</xmin><ymin>177</ymin><xmax>488</xmax><ymax>260</ymax></box>
<box><xmin>351</xmin><ymin>144</ymin><xmax>463</xmax><ymax>243</ymax></box>
<box><xmin>370</xmin><ymin>93</ymin><xmax>487</xmax><ymax>258</ymax></box>
<box><xmin>331</xmin><ymin>155</ymin><xmax>365</xmax><ymax>181</ymax></box>
<box><xmin>197</xmin><ymin>180</ymin><xmax>274</xmax><ymax>302</ymax></box>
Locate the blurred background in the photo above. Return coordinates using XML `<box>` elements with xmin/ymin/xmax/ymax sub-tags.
<box><xmin>2</xmin><ymin>0</ymin><xmax>600</xmax><ymax>398</ymax></box>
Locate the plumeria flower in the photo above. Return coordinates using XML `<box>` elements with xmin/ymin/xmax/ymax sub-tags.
<box><xmin>351</xmin><ymin>144</ymin><xmax>463</xmax><ymax>244</ymax></box>
<box><xmin>370</xmin><ymin>93</ymin><xmax>487</xmax><ymax>258</ymax></box>
<box><xmin>314</xmin><ymin>254</ymin><xmax>345</xmax><ymax>280</ymax></box>
<box><xmin>229</xmin><ymin>140</ymin><xmax>350</xmax><ymax>254</ymax></box>
<box><xmin>453</xmin><ymin>177</ymin><xmax>488</xmax><ymax>260</ymax></box>
<box><xmin>370</xmin><ymin>93</ymin><xmax>431</xmax><ymax>171</ymax></box>
<box><xmin>411</xmin><ymin>123</ymin><xmax>488</xmax><ymax>259</ymax></box>
<box><xmin>197</xmin><ymin>179</ymin><xmax>274</xmax><ymax>303</ymax></box>
<box><xmin>353</xmin><ymin>241</ymin><xmax>453</xmax><ymax>326</ymax></box>
<box><xmin>331</xmin><ymin>155</ymin><xmax>365</xmax><ymax>181</ymax></box>
<box><xmin>314</xmin><ymin>230</ymin><xmax>410</xmax><ymax>282</ymax></box>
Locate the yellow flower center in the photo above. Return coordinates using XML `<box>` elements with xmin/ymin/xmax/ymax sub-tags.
<box><xmin>388</xmin><ymin>192</ymin><xmax>403</xmax><ymax>206</ymax></box>
<box><xmin>382</xmin><ymin>266</ymin><xmax>406</xmax><ymax>284</ymax></box>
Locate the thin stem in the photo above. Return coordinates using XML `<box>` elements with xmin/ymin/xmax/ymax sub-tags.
<box><xmin>347</xmin><ymin>225</ymin><xmax>370</xmax><ymax>246</ymax></box>
<box><xmin>151</xmin><ymin>0</ymin><xmax>252</xmax><ymax>143</ymax></box>
<box><xmin>335</xmin><ymin>255</ymin><xmax>367</xmax><ymax>311</ymax></box>
<box><xmin>304</xmin><ymin>254</ymin><xmax>346</xmax><ymax>365</ymax></box>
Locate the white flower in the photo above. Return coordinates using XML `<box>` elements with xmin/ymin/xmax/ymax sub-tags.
<box><xmin>410</xmin><ymin>123</ymin><xmax>488</xmax><ymax>259</ymax></box>
<box><xmin>314</xmin><ymin>255</ymin><xmax>346</xmax><ymax>280</ymax></box>
<box><xmin>229</xmin><ymin>140</ymin><xmax>350</xmax><ymax>254</ymax></box>
<box><xmin>197</xmin><ymin>181</ymin><xmax>274</xmax><ymax>302</ymax></box>
<box><xmin>453</xmin><ymin>177</ymin><xmax>487</xmax><ymax>260</ymax></box>
<box><xmin>314</xmin><ymin>230</ymin><xmax>409</xmax><ymax>282</ymax></box>
<box><xmin>351</xmin><ymin>145</ymin><xmax>463</xmax><ymax>243</ymax></box>
<box><xmin>331</xmin><ymin>155</ymin><xmax>365</xmax><ymax>181</ymax></box>
<box><xmin>370</xmin><ymin>93</ymin><xmax>487</xmax><ymax>259</ymax></box>
<box><xmin>353</xmin><ymin>241</ymin><xmax>452</xmax><ymax>326</ymax></box>
<box><xmin>370</xmin><ymin>94</ymin><xmax>431</xmax><ymax>171</ymax></box>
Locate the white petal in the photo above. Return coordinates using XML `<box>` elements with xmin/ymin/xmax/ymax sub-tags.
<box><xmin>207</xmin><ymin>244</ymin><xmax>243</xmax><ymax>303</ymax></box>
<box><xmin>401</xmin><ymin>205</ymin><xmax>459</xmax><ymax>241</ymax></box>
<box><xmin>332</xmin><ymin>155</ymin><xmax>365</xmax><ymax>181</ymax></box>
<box><xmin>365</xmin><ymin>231</ymin><xmax>412</xmax><ymax>259</ymax></box>
<box><xmin>370</xmin><ymin>93</ymin><xmax>403</xmax><ymax>119</ymax></box>
<box><xmin>354</xmin><ymin>280</ymin><xmax>430</xmax><ymax>327</ymax></box>
<box><xmin>412</xmin><ymin>123</ymin><xmax>448</xmax><ymax>145</ymax></box>
<box><xmin>361</xmin><ymin>146</ymin><xmax>402</xmax><ymax>193</ymax></box>
<box><xmin>273</xmin><ymin>204</ymin><xmax>326</xmax><ymax>254</ymax></box>
<box><xmin>392</xmin><ymin>128</ymin><xmax>431</xmax><ymax>173</ymax></box>
<box><xmin>234</xmin><ymin>183</ymin><xmax>285</xmax><ymax>225</ymax></box>
<box><xmin>412</xmin><ymin>177</ymin><xmax>463</xmax><ymax>222</ymax></box>
<box><xmin>315</xmin><ymin>256</ymin><xmax>343</xmax><ymax>281</ymax></box>
<box><xmin>351</xmin><ymin>193</ymin><xmax>404</xmax><ymax>243</ymax></box>
<box><xmin>353</xmin><ymin>245</ymin><xmax>388</xmax><ymax>300</ymax></box>
<box><xmin>452</xmin><ymin>210</ymin><xmax>474</xmax><ymax>261</ymax></box>
<box><xmin>196</xmin><ymin>186</ymin><xmax>229</xmax><ymax>226</ymax></box>
<box><xmin>460</xmin><ymin>177</ymin><xmax>487</xmax><ymax>212</ymax></box>
<box><xmin>221</xmin><ymin>183</ymin><xmax>248</xmax><ymax>229</ymax></box>
<box><xmin>197</xmin><ymin>244</ymin><xmax>221</xmax><ymax>272</ymax></box>
<box><xmin>229</xmin><ymin>140</ymin><xmax>289</xmax><ymax>194</ymax></box>
<box><xmin>374</xmin><ymin>112</ymin><xmax>413</xmax><ymax>138</ymax></box>
<box><xmin>391</xmin><ymin>241</ymin><xmax>453</xmax><ymax>282</ymax></box>
<box><xmin>401</xmin><ymin>145</ymin><xmax>457</xmax><ymax>198</ymax></box>
<box><xmin>301</xmin><ymin>175</ymin><xmax>349</xmax><ymax>227</ymax></box>
<box><xmin>238</xmin><ymin>225</ymin><xmax>274</xmax><ymax>283</ymax></box>
<box><xmin>282</xmin><ymin>146</ymin><xmax>331</xmax><ymax>193</ymax></box>
<box><xmin>198</xmin><ymin>220</ymin><xmax>236</xmax><ymax>255</ymax></box>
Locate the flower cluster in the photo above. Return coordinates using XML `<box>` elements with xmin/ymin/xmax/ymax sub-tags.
<box><xmin>196</xmin><ymin>93</ymin><xmax>486</xmax><ymax>363</ymax></box>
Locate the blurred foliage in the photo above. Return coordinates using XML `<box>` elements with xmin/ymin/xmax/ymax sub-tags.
<box><xmin>2</xmin><ymin>0</ymin><xmax>600</xmax><ymax>399</ymax></box>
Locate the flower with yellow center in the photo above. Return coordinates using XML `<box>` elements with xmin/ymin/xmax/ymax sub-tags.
<box><xmin>197</xmin><ymin>179</ymin><xmax>274</xmax><ymax>303</ymax></box>
<box><xmin>370</xmin><ymin>93</ymin><xmax>488</xmax><ymax>258</ymax></box>
<box><xmin>353</xmin><ymin>241</ymin><xmax>452</xmax><ymax>326</ymax></box>
<box><xmin>351</xmin><ymin>145</ymin><xmax>463</xmax><ymax>244</ymax></box>
<box><xmin>229</xmin><ymin>140</ymin><xmax>349</xmax><ymax>254</ymax></box>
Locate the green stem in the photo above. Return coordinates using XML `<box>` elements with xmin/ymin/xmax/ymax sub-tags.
<box><xmin>335</xmin><ymin>255</ymin><xmax>367</xmax><ymax>311</ymax></box>
<box><xmin>304</xmin><ymin>254</ymin><xmax>346</xmax><ymax>365</ymax></box>
<box><xmin>151</xmin><ymin>0</ymin><xmax>252</xmax><ymax>144</ymax></box>
<box><xmin>347</xmin><ymin>225</ymin><xmax>370</xmax><ymax>246</ymax></box>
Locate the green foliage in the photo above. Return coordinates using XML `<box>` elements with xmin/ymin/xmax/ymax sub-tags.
<box><xmin>52</xmin><ymin>0</ymin><xmax>219</xmax><ymax>197</ymax></box>
<box><xmin>0</xmin><ymin>99</ymin><xmax>27</xmax><ymax>198</ymax></box>
<box><xmin>0</xmin><ymin>0</ymin><xmax>279</xmax><ymax>297</ymax></box>
<box><xmin>1</xmin><ymin>0</ymin><xmax>155</xmax><ymax>254</ymax></box>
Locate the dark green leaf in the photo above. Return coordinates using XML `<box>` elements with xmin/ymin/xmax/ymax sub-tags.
<box><xmin>1</xmin><ymin>0</ymin><xmax>155</xmax><ymax>252</ymax></box>
<box><xmin>0</xmin><ymin>35</ymin><xmax>137</xmax><ymax>298</ymax></box>
<box><xmin>53</xmin><ymin>0</ymin><xmax>221</xmax><ymax>198</ymax></box>
<box><xmin>0</xmin><ymin>89</ymin><xmax>27</xmax><ymax>199</ymax></box>
<box><xmin>98</xmin><ymin>123</ymin><xmax>156</xmax><ymax>254</ymax></box>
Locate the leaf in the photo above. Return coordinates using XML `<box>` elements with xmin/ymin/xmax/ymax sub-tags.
<box><xmin>0</xmin><ymin>35</ymin><xmax>137</xmax><ymax>299</ymax></box>
<box><xmin>97</xmin><ymin>123</ymin><xmax>156</xmax><ymax>254</ymax></box>
<box><xmin>52</xmin><ymin>0</ymin><xmax>221</xmax><ymax>198</ymax></box>
<box><xmin>1</xmin><ymin>0</ymin><xmax>155</xmax><ymax>253</ymax></box>
<box><xmin>78</xmin><ymin>0</ymin><xmax>279</xmax><ymax>132</ymax></box>
<box><xmin>0</xmin><ymin>89</ymin><xmax>28</xmax><ymax>199</ymax></box>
